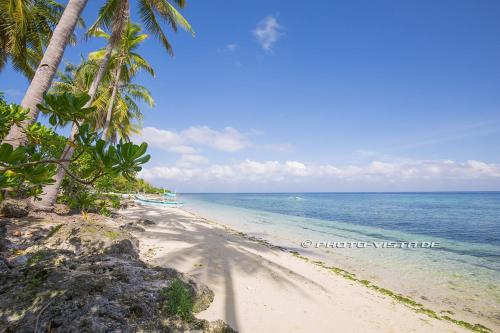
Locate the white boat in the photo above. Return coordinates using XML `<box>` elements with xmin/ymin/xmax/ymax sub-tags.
<box><xmin>134</xmin><ymin>192</ymin><xmax>183</xmax><ymax>207</ymax></box>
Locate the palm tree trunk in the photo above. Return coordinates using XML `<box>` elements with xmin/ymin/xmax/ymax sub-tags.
<box><xmin>87</xmin><ymin>42</ymin><xmax>114</xmax><ymax>101</ymax></box>
<box><xmin>102</xmin><ymin>64</ymin><xmax>123</xmax><ymax>139</ymax></box>
<box><xmin>35</xmin><ymin>2</ymin><xmax>130</xmax><ymax>210</ymax></box>
<box><xmin>87</xmin><ymin>0</ymin><xmax>129</xmax><ymax>102</ymax></box>
<box><xmin>3</xmin><ymin>0</ymin><xmax>88</xmax><ymax>148</ymax></box>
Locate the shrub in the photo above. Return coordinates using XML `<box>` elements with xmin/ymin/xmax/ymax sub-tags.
<box><xmin>160</xmin><ymin>278</ymin><xmax>194</xmax><ymax>321</ymax></box>
<box><xmin>0</xmin><ymin>92</ymin><xmax>151</xmax><ymax>203</ymax></box>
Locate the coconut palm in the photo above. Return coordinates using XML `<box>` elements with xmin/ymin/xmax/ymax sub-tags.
<box><xmin>51</xmin><ymin>60</ymin><xmax>104</xmax><ymax>98</ymax></box>
<box><xmin>2</xmin><ymin>0</ymin><xmax>88</xmax><ymax>148</ymax></box>
<box><xmin>52</xmin><ymin>59</ymin><xmax>154</xmax><ymax>142</ymax></box>
<box><xmin>97</xmin><ymin>83</ymin><xmax>154</xmax><ymax>142</ymax></box>
<box><xmin>88</xmin><ymin>22</ymin><xmax>155</xmax><ymax>140</ymax></box>
<box><xmin>37</xmin><ymin>0</ymin><xmax>193</xmax><ymax>209</ymax></box>
<box><xmin>0</xmin><ymin>0</ymin><xmax>82</xmax><ymax>78</ymax></box>
<box><xmin>86</xmin><ymin>0</ymin><xmax>193</xmax><ymax>104</ymax></box>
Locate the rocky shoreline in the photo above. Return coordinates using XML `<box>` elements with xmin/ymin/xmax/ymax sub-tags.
<box><xmin>0</xmin><ymin>201</ymin><xmax>236</xmax><ymax>333</ymax></box>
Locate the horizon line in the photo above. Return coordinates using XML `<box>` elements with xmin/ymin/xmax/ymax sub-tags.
<box><xmin>178</xmin><ymin>190</ymin><xmax>500</xmax><ymax>194</ymax></box>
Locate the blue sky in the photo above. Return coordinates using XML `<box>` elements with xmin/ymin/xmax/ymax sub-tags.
<box><xmin>2</xmin><ymin>0</ymin><xmax>500</xmax><ymax>192</ymax></box>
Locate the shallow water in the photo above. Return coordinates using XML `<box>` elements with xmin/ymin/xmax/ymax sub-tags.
<box><xmin>181</xmin><ymin>192</ymin><xmax>500</xmax><ymax>328</ymax></box>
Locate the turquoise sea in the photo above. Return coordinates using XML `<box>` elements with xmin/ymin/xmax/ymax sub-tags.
<box><xmin>181</xmin><ymin>192</ymin><xmax>500</xmax><ymax>328</ymax></box>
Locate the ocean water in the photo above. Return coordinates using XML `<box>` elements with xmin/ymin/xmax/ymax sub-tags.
<box><xmin>181</xmin><ymin>192</ymin><xmax>500</xmax><ymax>327</ymax></box>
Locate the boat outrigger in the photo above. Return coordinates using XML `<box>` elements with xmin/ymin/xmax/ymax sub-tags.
<box><xmin>134</xmin><ymin>191</ymin><xmax>183</xmax><ymax>207</ymax></box>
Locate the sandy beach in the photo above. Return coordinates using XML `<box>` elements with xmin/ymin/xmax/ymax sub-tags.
<box><xmin>122</xmin><ymin>203</ymin><xmax>472</xmax><ymax>333</ymax></box>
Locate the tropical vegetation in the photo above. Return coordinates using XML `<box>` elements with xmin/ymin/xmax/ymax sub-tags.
<box><xmin>0</xmin><ymin>0</ymin><xmax>192</xmax><ymax>212</ymax></box>
<box><xmin>0</xmin><ymin>92</ymin><xmax>151</xmax><ymax>206</ymax></box>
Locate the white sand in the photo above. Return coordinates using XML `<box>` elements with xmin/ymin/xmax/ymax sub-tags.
<box><xmin>123</xmin><ymin>204</ymin><xmax>469</xmax><ymax>333</ymax></box>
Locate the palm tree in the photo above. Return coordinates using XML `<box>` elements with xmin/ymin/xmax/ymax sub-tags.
<box><xmin>0</xmin><ymin>0</ymin><xmax>82</xmax><ymax>78</ymax></box>
<box><xmin>51</xmin><ymin>60</ymin><xmax>104</xmax><ymax>98</ymax></box>
<box><xmin>99</xmin><ymin>83</ymin><xmax>154</xmax><ymax>142</ymax></box>
<box><xmin>36</xmin><ymin>0</ymin><xmax>193</xmax><ymax>210</ymax></box>
<box><xmin>52</xmin><ymin>59</ymin><xmax>154</xmax><ymax>141</ymax></box>
<box><xmin>85</xmin><ymin>0</ymin><xmax>193</xmax><ymax>104</ymax></box>
<box><xmin>2</xmin><ymin>0</ymin><xmax>88</xmax><ymax>148</ymax></box>
<box><xmin>88</xmin><ymin>22</ymin><xmax>155</xmax><ymax>140</ymax></box>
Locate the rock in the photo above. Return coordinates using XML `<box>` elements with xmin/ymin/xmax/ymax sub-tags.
<box><xmin>0</xmin><ymin>238</ymin><xmax>6</xmax><ymax>252</ymax></box>
<box><xmin>137</xmin><ymin>218</ymin><xmax>155</xmax><ymax>226</ymax></box>
<box><xmin>0</xmin><ymin>217</ymin><xmax>237</xmax><ymax>333</ymax></box>
<box><xmin>0</xmin><ymin>220</ymin><xmax>6</xmax><ymax>236</ymax></box>
<box><xmin>53</xmin><ymin>204</ymin><xmax>71</xmax><ymax>215</ymax></box>
<box><xmin>0</xmin><ymin>199</ymin><xmax>29</xmax><ymax>218</ymax></box>
<box><xmin>205</xmin><ymin>320</ymin><xmax>238</xmax><ymax>333</ymax></box>
<box><xmin>12</xmin><ymin>230</ymin><xmax>21</xmax><ymax>237</ymax></box>
<box><xmin>105</xmin><ymin>239</ymin><xmax>139</xmax><ymax>258</ymax></box>
<box><xmin>0</xmin><ymin>246</ymin><xmax>235</xmax><ymax>333</ymax></box>
<box><xmin>0</xmin><ymin>221</ymin><xmax>14</xmax><ymax>253</ymax></box>
<box><xmin>120</xmin><ymin>200</ymin><xmax>137</xmax><ymax>209</ymax></box>
<box><xmin>188</xmin><ymin>278</ymin><xmax>215</xmax><ymax>313</ymax></box>
<box><xmin>9</xmin><ymin>254</ymin><xmax>28</xmax><ymax>267</ymax></box>
<box><xmin>0</xmin><ymin>256</ymin><xmax>9</xmax><ymax>269</ymax></box>
<box><xmin>120</xmin><ymin>222</ymin><xmax>146</xmax><ymax>233</ymax></box>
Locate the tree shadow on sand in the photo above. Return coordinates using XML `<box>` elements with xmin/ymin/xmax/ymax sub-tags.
<box><xmin>125</xmin><ymin>205</ymin><xmax>329</xmax><ymax>331</ymax></box>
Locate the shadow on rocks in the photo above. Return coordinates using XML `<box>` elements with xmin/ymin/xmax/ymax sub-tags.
<box><xmin>0</xmin><ymin>217</ymin><xmax>236</xmax><ymax>333</ymax></box>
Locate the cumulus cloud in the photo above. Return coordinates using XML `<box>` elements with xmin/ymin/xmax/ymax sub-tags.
<box><xmin>182</xmin><ymin>126</ymin><xmax>247</xmax><ymax>152</ymax></box>
<box><xmin>169</xmin><ymin>145</ymin><xmax>198</xmax><ymax>155</ymax></box>
<box><xmin>136</xmin><ymin>126</ymin><xmax>249</xmax><ymax>153</ymax></box>
<box><xmin>176</xmin><ymin>154</ymin><xmax>209</xmax><ymax>168</ymax></box>
<box><xmin>253</xmin><ymin>16</ymin><xmax>283</xmax><ymax>51</ymax></box>
<box><xmin>139</xmin><ymin>159</ymin><xmax>500</xmax><ymax>186</ymax></box>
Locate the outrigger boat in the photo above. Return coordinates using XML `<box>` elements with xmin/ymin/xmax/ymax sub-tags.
<box><xmin>134</xmin><ymin>191</ymin><xmax>183</xmax><ymax>207</ymax></box>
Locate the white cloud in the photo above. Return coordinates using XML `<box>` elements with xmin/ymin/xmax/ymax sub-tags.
<box><xmin>253</xmin><ymin>16</ymin><xmax>283</xmax><ymax>51</ymax></box>
<box><xmin>181</xmin><ymin>126</ymin><xmax>248</xmax><ymax>152</ymax></box>
<box><xmin>136</xmin><ymin>126</ymin><xmax>249</xmax><ymax>153</ymax></box>
<box><xmin>169</xmin><ymin>145</ymin><xmax>198</xmax><ymax>155</ymax></box>
<box><xmin>176</xmin><ymin>154</ymin><xmax>209</xmax><ymax>168</ymax></box>
<box><xmin>140</xmin><ymin>167</ymin><xmax>196</xmax><ymax>182</ymax></box>
<box><xmin>140</xmin><ymin>159</ymin><xmax>500</xmax><ymax>187</ymax></box>
<box><xmin>139</xmin><ymin>127</ymin><xmax>183</xmax><ymax>147</ymax></box>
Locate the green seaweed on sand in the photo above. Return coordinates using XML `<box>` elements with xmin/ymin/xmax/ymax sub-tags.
<box><xmin>441</xmin><ymin>316</ymin><xmax>493</xmax><ymax>333</ymax></box>
<box><xmin>286</xmin><ymin>249</ymin><xmax>493</xmax><ymax>333</ymax></box>
<box><xmin>417</xmin><ymin>308</ymin><xmax>440</xmax><ymax>319</ymax></box>
<box><xmin>290</xmin><ymin>251</ymin><xmax>310</xmax><ymax>262</ymax></box>
<box><xmin>359</xmin><ymin>279</ymin><xmax>371</xmax><ymax>286</ymax></box>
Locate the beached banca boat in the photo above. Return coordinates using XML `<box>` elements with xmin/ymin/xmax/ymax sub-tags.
<box><xmin>134</xmin><ymin>191</ymin><xmax>183</xmax><ymax>207</ymax></box>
